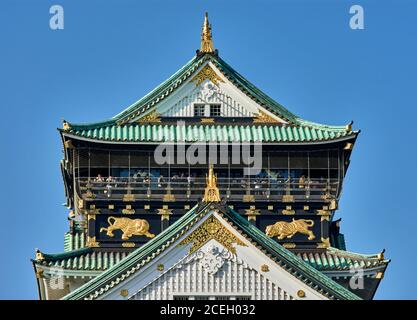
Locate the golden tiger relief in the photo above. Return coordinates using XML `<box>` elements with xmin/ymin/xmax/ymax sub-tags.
<box><xmin>100</xmin><ymin>216</ymin><xmax>155</xmax><ymax>240</ymax></box>
<box><xmin>265</xmin><ymin>218</ymin><xmax>315</xmax><ymax>241</ymax></box>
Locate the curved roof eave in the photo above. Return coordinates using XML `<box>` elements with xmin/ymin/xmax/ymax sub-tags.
<box><xmin>63</xmin><ymin>52</ymin><xmax>352</xmax><ymax>132</ymax></box>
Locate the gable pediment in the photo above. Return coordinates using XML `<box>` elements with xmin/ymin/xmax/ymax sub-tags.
<box><xmin>130</xmin><ymin>62</ymin><xmax>287</xmax><ymax>123</ymax></box>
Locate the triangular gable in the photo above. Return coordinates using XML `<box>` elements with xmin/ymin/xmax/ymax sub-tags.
<box><xmin>111</xmin><ymin>53</ymin><xmax>299</xmax><ymax>125</ymax></box>
<box><xmin>63</xmin><ymin>202</ymin><xmax>360</xmax><ymax>300</ymax></box>
<box><xmin>128</xmin><ymin>61</ymin><xmax>287</xmax><ymax>124</ymax></box>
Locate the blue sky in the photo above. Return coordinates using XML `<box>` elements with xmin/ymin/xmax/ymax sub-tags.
<box><xmin>0</xmin><ymin>0</ymin><xmax>416</xmax><ymax>299</ymax></box>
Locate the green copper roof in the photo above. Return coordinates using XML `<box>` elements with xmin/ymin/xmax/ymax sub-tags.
<box><xmin>62</xmin><ymin>53</ymin><xmax>356</xmax><ymax>141</ymax></box>
<box><xmin>34</xmin><ymin>246</ymin><xmax>388</xmax><ymax>273</ymax></box>
<box><xmin>63</xmin><ymin>123</ymin><xmax>355</xmax><ymax>144</ymax></box>
<box><xmin>37</xmin><ymin>248</ymin><xmax>129</xmax><ymax>271</ymax></box>
<box><xmin>296</xmin><ymin>247</ymin><xmax>389</xmax><ymax>271</ymax></box>
<box><xmin>62</xmin><ymin>202</ymin><xmax>361</xmax><ymax>300</ymax></box>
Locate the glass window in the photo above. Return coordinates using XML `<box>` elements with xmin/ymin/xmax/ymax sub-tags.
<box><xmin>194</xmin><ymin>104</ymin><xmax>205</xmax><ymax>117</ymax></box>
<box><xmin>209</xmin><ymin>104</ymin><xmax>221</xmax><ymax>117</ymax></box>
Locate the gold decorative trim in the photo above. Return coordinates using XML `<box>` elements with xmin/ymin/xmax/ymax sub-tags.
<box><xmin>84</xmin><ymin>190</ymin><xmax>95</xmax><ymax>199</ymax></box>
<box><xmin>163</xmin><ymin>193</ymin><xmax>175</xmax><ymax>202</ymax></box>
<box><xmin>377</xmin><ymin>251</ymin><xmax>385</xmax><ymax>260</ymax></box>
<box><xmin>86</xmin><ymin>236</ymin><xmax>100</xmax><ymax>248</ymax></box>
<box><xmin>243</xmin><ymin>194</ymin><xmax>255</xmax><ymax>202</ymax></box>
<box><xmin>329</xmin><ymin>199</ymin><xmax>338</xmax><ymax>210</ymax></box>
<box><xmin>122</xmin><ymin>205</ymin><xmax>135</xmax><ymax>214</ymax></box>
<box><xmin>157</xmin><ymin>208</ymin><xmax>173</xmax><ymax>221</ymax></box>
<box><xmin>64</xmin><ymin>140</ymin><xmax>74</xmax><ymax>149</ymax></box>
<box><xmin>137</xmin><ymin>110</ymin><xmax>161</xmax><ymax>123</ymax></box>
<box><xmin>122</xmin><ymin>242</ymin><xmax>136</xmax><ymax>248</ymax></box>
<box><xmin>344</xmin><ymin>142</ymin><xmax>353</xmax><ymax>150</ymax></box>
<box><xmin>191</xmin><ymin>64</ymin><xmax>224</xmax><ymax>87</ymax></box>
<box><xmin>144</xmin><ymin>205</ymin><xmax>150</xmax><ymax>210</ymax></box>
<box><xmin>184</xmin><ymin>205</ymin><xmax>190</xmax><ymax>210</ymax></box>
<box><xmin>320</xmin><ymin>215</ymin><xmax>330</xmax><ymax>222</ymax></box>
<box><xmin>35</xmin><ymin>269</ymin><xmax>44</xmax><ymax>279</ymax></box>
<box><xmin>62</xmin><ymin>121</ymin><xmax>71</xmax><ymax>131</ymax></box>
<box><xmin>203</xmin><ymin>164</ymin><xmax>221</xmax><ymax>202</ymax></box>
<box><xmin>157</xmin><ymin>264</ymin><xmax>164</xmax><ymax>271</ymax></box>
<box><xmin>268</xmin><ymin>205</ymin><xmax>274</xmax><ymax>211</ymax></box>
<box><xmin>282</xmin><ymin>195</ymin><xmax>294</xmax><ymax>203</ymax></box>
<box><xmin>260</xmin><ymin>264</ymin><xmax>269</xmax><ymax>272</ymax></box>
<box><xmin>283</xmin><ymin>243</ymin><xmax>296</xmax><ymax>249</ymax></box>
<box><xmin>35</xmin><ymin>249</ymin><xmax>44</xmax><ymax>261</ymax></box>
<box><xmin>317</xmin><ymin>237</ymin><xmax>330</xmax><ymax>249</ymax></box>
<box><xmin>123</xmin><ymin>193</ymin><xmax>135</xmax><ymax>202</ymax></box>
<box><xmin>303</xmin><ymin>206</ymin><xmax>310</xmax><ymax>211</ymax></box>
<box><xmin>244</xmin><ymin>207</ymin><xmax>260</xmax><ymax>222</ymax></box>
<box><xmin>282</xmin><ymin>206</ymin><xmax>295</xmax><ymax>215</ymax></box>
<box><xmin>253</xmin><ymin>110</ymin><xmax>278</xmax><ymax>124</ymax></box>
<box><xmin>108</xmin><ymin>204</ymin><xmax>115</xmax><ymax>210</ymax></box>
<box><xmin>179</xmin><ymin>216</ymin><xmax>247</xmax><ymax>254</ymax></box>
<box><xmin>346</xmin><ymin>122</ymin><xmax>353</xmax><ymax>132</ymax></box>
<box><xmin>316</xmin><ymin>209</ymin><xmax>330</xmax><ymax>216</ymax></box>
<box><xmin>375</xmin><ymin>272</ymin><xmax>384</xmax><ymax>279</ymax></box>
<box><xmin>200</xmin><ymin>117</ymin><xmax>215</xmax><ymax>123</ymax></box>
<box><xmin>120</xmin><ymin>289</ymin><xmax>129</xmax><ymax>297</ymax></box>
<box><xmin>297</xmin><ymin>290</ymin><xmax>306</xmax><ymax>298</ymax></box>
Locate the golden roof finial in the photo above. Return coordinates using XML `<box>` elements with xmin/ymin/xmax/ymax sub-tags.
<box><xmin>203</xmin><ymin>164</ymin><xmax>221</xmax><ymax>202</ymax></box>
<box><xmin>200</xmin><ymin>12</ymin><xmax>215</xmax><ymax>53</ymax></box>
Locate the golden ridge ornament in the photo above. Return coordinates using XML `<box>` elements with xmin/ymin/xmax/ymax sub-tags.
<box><xmin>191</xmin><ymin>64</ymin><xmax>224</xmax><ymax>87</ymax></box>
<box><xmin>179</xmin><ymin>216</ymin><xmax>246</xmax><ymax>254</ymax></box>
<box><xmin>203</xmin><ymin>164</ymin><xmax>221</xmax><ymax>202</ymax></box>
<box><xmin>265</xmin><ymin>218</ymin><xmax>315</xmax><ymax>241</ymax></box>
<box><xmin>100</xmin><ymin>216</ymin><xmax>155</xmax><ymax>240</ymax></box>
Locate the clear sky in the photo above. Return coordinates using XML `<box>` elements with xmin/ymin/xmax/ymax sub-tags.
<box><xmin>0</xmin><ymin>0</ymin><xmax>416</xmax><ymax>299</ymax></box>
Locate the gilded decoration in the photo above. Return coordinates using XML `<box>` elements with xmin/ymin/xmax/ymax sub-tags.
<box><xmin>179</xmin><ymin>216</ymin><xmax>247</xmax><ymax>254</ymax></box>
<box><xmin>283</xmin><ymin>243</ymin><xmax>296</xmax><ymax>249</ymax></box>
<box><xmin>86</xmin><ymin>236</ymin><xmax>100</xmax><ymax>248</ymax></box>
<box><xmin>260</xmin><ymin>264</ymin><xmax>270</xmax><ymax>272</ymax></box>
<box><xmin>253</xmin><ymin>110</ymin><xmax>278</xmax><ymax>124</ymax></box>
<box><xmin>245</xmin><ymin>207</ymin><xmax>260</xmax><ymax>221</ymax></box>
<box><xmin>123</xmin><ymin>193</ymin><xmax>135</xmax><ymax>202</ymax></box>
<box><xmin>317</xmin><ymin>237</ymin><xmax>330</xmax><ymax>249</ymax></box>
<box><xmin>137</xmin><ymin>110</ymin><xmax>161</xmax><ymax>123</ymax></box>
<box><xmin>200</xmin><ymin>117</ymin><xmax>215</xmax><ymax>123</ymax></box>
<box><xmin>157</xmin><ymin>208</ymin><xmax>173</xmax><ymax>221</ymax></box>
<box><xmin>282</xmin><ymin>194</ymin><xmax>294</xmax><ymax>203</ymax></box>
<box><xmin>191</xmin><ymin>64</ymin><xmax>224</xmax><ymax>87</ymax></box>
<box><xmin>203</xmin><ymin>164</ymin><xmax>221</xmax><ymax>202</ymax></box>
<box><xmin>265</xmin><ymin>218</ymin><xmax>315</xmax><ymax>241</ymax></box>
<box><xmin>122</xmin><ymin>242</ymin><xmax>135</xmax><ymax>248</ymax></box>
<box><xmin>297</xmin><ymin>290</ymin><xmax>306</xmax><ymax>298</ymax></box>
<box><xmin>35</xmin><ymin>249</ymin><xmax>44</xmax><ymax>261</ymax></box>
<box><xmin>100</xmin><ymin>216</ymin><xmax>155</xmax><ymax>240</ymax></box>
<box><xmin>62</xmin><ymin>121</ymin><xmax>71</xmax><ymax>131</ymax></box>
<box><xmin>200</xmin><ymin>12</ymin><xmax>215</xmax><ymax>53</ymax></box>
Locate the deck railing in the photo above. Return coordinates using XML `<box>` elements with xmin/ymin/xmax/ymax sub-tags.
<box><xmin>76</xmin><ymin>176</ymin><xmax>339</xmax><ymax>202</ymax></box>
